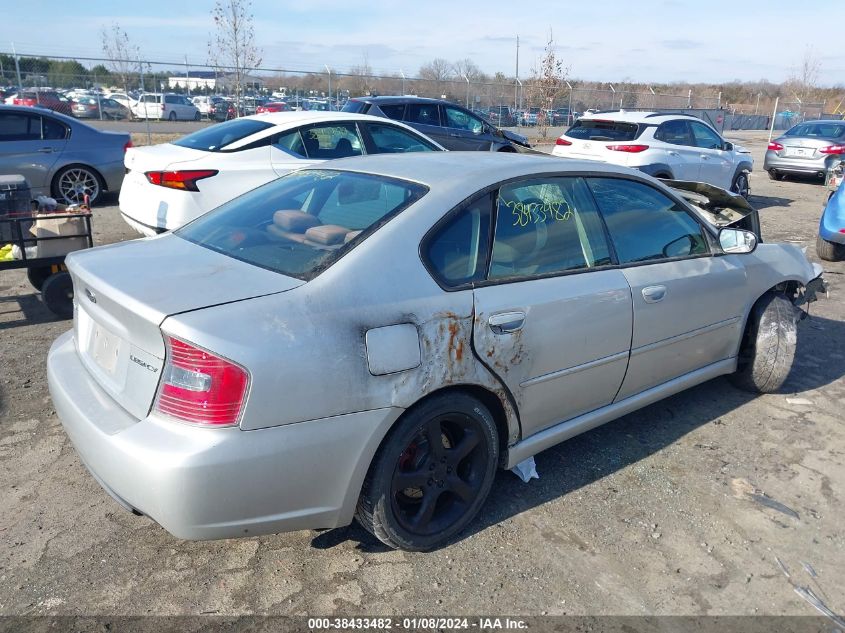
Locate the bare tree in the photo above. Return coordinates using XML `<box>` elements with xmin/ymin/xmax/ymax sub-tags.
<box><xmin>100</xmin><ymin>23</ymin><xmax>141</xmax><ymax>93</ymax></box>
<box><xmin>208</xmin><ymin>0</ymin><xmax>262</xmax><ymax>113</ymax></box>
<box><xmin>419</xmin><ymin>58</ymin><xmax>453</xmax><ymax>98</ymax></box>
<box><xmin>786</xmin><ymin>47</ymin><xmax>821</xmax><ymax>103</ymax></box>
<box><xmin>526</xmin><ymin>30</ymin><xmax>570</xmax><ymax>139</ymax></box>
<box><xmin>347</xmin><ymin>53</ymin><xmax>373</xmax><ymax>97</ymax></box>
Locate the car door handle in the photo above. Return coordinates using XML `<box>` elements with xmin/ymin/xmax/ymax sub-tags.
<box><xmin>667</xmin><ymin>150</ymin><xmax>678</xmax><ymax>156</ymax></box>
<box><xmin>449</xmin><ymin>133</ymin><xmax>461</xmax><ymax>137</ymax></box>
<box><xmin>488</xmin><ymin>311</ymin><xmax>525</xmax><ymax>334</ymax></box>
<box><xmin>642</xmin><ymin>285</ymin><xmax>667</xmax><ymax>303</ymax></box>
<box><xmin>37</xmin><ymin>147</ymin><xmax>53</xmax><ymax>153</ymax></box>
<box><xmin>700</xmin><ymin>154</ymin><xmax>710</xmax><ymax>160</ymax></box>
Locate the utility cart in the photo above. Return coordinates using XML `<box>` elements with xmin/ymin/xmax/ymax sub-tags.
<box><xmin>0</xmin><ymin>175</ymin><xmax>93</xmax><ymax>319</ymax></box>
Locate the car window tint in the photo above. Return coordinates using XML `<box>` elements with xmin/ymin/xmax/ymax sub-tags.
<box><xmin>425</xmin><ymin>194</ymin><xmax>492</xmax><ymax>286</ymax></box>
<box><xmin>272</xmin><ymin>129</ymin><xmax>307</xmax><ymax>158</ymax></box>
<box><xmin>0</xmin><ymin>113</ymin><xmax>39</xmax><ymax>141</ymax></box>
<box><xmin>379</xmin><ymin>104</ymin><xmax>405</xmax><ymax>120</ymax></box>
<box><xmin>41</xmin><ymin>117</ymin><xmax>68</xmax><ymax>140</ymax></box>
<box><xmin>566</xmin><ymin>120</ymin><xmax>640</xmax><ymax>141</ymax></box>
<box><xmin>177</xmin><ymin>169</ymin><xmax>427</xmax><ymax>280</ymax></box>
<box><xmin>366</xmin><ymin>123</ymin><xmax>438</xmax><ymax>153</ymax></box>
<box><xmin>656</xmin><ymin>120</ymin><xmax>693</xmax><ymax>146</ymax></box>
<box><xmin>586</xmin><ymin>178</ymin><xmax>708</xmax><ymax>264</ymax></box>
<box><xmin>173</xmin><ymin>118</ymin><xmax>274</xmax><ymax>151</ymax></box>
<box><xmin>489</xmin><ymin>177</ymin><xmax>612</xmax><ymax>280</ymax></box>
<box><xmin>340</xmin><ymin>100</ymin><xmax>369</xmax><ymax>114</ymax></box>
<box><xmin>300</xmin><ymin>122</ymin><xmax>363</xmax><ymax>159</ymax></box>
<box><xmin>405</xmin><ymin>103</ymin><xmax>441</xmax><ymax>126</ymax></box>
<box><xmin>444</xmin><ymin>106</ymin><xmax>483</xmax><ymax>133</ymax></box>
<box><xmin>690</xmin><ymin>121</ymin><xmax>723</xmax><ymax>150</ymax></box>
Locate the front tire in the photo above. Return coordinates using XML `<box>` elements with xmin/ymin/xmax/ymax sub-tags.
<box><xmin>730</xmin><ymin>292</ymin><xmax>797</xmax><ymax>393</ymax></box>
<box><xmin>816</xmin><ymin>234</ymin><xmax>845</xmax><ymax>261</ymax></box>
<box><xmin>732</xmin><ymin>172</ymin><xmax>750</xmax><ymax>199</ymax></box>
<box><xmin>42</xmin><ymin>272</ymin><xmax>74</xmax><ymax>319</ymax></box>
<box><xmin>355</xmin><ymin>393</ymin><xmax>499</xmax><ymax>551</ymax></box>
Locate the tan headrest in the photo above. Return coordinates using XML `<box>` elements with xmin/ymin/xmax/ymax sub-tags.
<box><xmin>273</xmin><ymin>210</ymin><xmax>320</xmax><ymax>232</ymax></box>
<box><xmin>305</xmin><ymin>224</ymin><xmax>349</xmax><ymax>245</ymax></box>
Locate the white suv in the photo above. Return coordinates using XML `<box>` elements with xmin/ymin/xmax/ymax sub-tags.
<box><xmin>132</xmin><ymin>93</ymin><xmax>200</xmax><ymax>121</ymax></box>
<box><xmin>552</xmin><ymin>111</ymin><xmax>753</xmax><ymax>197</ymax></box>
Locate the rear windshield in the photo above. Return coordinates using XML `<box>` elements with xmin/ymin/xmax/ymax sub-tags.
<box><xmin>172</xmin><ymin>119</ymin><xmax>274</xmax><ymax>152</ymax></box>
<box><xmin>565</xmin><ymin>120</ymin><xmax>641</xmax><ymax>141</ymax></box>
<box><xmin>341</xmin><ymin>100</ymin><xmax>369</xmax><ymax>114</ymax></box>
<box><xmin>176</xmin><ymin>169</ymin><xmax>428</xmax><ymax>280</ymax></box>
<box><xmin>784</xmin><ymin>122</ymin><xmax>845</xmax><ymax>139</ymax></box>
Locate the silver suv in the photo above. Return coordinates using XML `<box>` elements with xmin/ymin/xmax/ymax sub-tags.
<box><xmin>553</xmin><ymin>111</ymin><xmax>753</xmax><ymax>197</ymax></box>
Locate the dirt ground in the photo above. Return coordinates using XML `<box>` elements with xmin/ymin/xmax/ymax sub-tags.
<box><xmin>0</xmin><ymin>132</ymin><xmax>843</xmax><ymax>617</ymax></box>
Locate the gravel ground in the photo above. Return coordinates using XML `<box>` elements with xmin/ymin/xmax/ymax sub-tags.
<box><xmin>0</xmin><ymin>132</ymin><xmax>843</xmax><ymax>617</ymax></box>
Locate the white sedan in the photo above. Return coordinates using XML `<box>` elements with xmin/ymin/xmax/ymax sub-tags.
<box><xmin>119</xmin><ymin>112</ymin><xmax>445</xmax><ymax>236</ymax></box>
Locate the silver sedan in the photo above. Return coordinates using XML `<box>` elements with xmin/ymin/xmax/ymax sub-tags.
<box><xmin>764</xmin><ymin>119</ymin><xmax>845</xmax><ymax>181</ymax></box>
<box><xmin>0</xmin><ymin>104</ymin><xmax>130</xmax><ymax>204</ymax></box>
<box><xmin>48</xmin><ymin>152</ymin><xmax>824</xmax><ymax>551</ymax></box>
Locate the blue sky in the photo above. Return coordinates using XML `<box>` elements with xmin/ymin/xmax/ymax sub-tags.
<box><xmin>6</xmin><ymin>0</ymin><xmax>842</xmax><ymax>85</ymax></box>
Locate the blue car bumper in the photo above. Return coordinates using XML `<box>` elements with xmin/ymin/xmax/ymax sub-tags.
<box><xmin>820</xmin><ymin>186</ymin><xmax>845</xmax><ymax>244</ymax></box>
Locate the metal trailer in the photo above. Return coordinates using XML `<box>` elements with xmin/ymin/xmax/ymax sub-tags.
<box><xmin>0</xmin><ymin>210</ymin><xmax>93</xmax><ymax>318</ymax></box>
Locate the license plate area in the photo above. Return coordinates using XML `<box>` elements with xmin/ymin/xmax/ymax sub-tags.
<box><xmin>785</xmin><ymin>147</ymin><xmax>812</xmax><ymax>158</ymax></box>
<box><xmin>91</xmin><ymin>322</ymin><xmax>122</xmax><ymax>376</ymax></box>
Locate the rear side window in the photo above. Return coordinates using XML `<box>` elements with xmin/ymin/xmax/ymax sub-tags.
<box><xmin>424</xmin><ymin>193</ymin><xmax>492</xmax><ymax>287</ymax></box>
<box><xmin>405</xmin><ymin>104</ymin><xmax>441</xmax><ymax>126</ymax></box>
<box><xmin>177</xmin><ymin>170</ymin><xmax>427</xmax><ymax>280</ymax></box>
<box><xmin>298</xmin><ymin>123</ymin><xmax>364</xmax><ymax>159</ymax></box>
<box><xmin>41</xmin><ymin>117</ymin><xmax>68</xmax><ymax>140</ymax></box>
<box><xmin>341</xmin><ymin>100</ymin><xmax>369</xmax><ymax>114</ymax></box>
<box><xmin>379</xmin><ymin>104</ymin><xmax>405</xmax><ymax>120</ymax></box>
<box><xmin>489</xmin><ymin>177</ymin><xmax>612</xmax><ymax>280</ymax></box>
<box><xmin>586</xmin><ymin>178</ymin><xmax>708</xmax><ymax>264</ymax></box>
<box><xmin>172</xmin><ymin>119</ymin><xmax>274</xmax><ymax>151</ymax></box>
<box><xmin>566</xmin><ymin>120</ymin><xmax>640</xmax><ymax>141</ymax></box>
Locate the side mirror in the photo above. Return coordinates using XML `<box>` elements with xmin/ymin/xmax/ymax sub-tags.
<box><xmin>722</xmin><ymin>141</ymin><xmax>733</xmax><ymax>151</ymax></box>
<box><xmin>719</xmin><ymin>227</ymin><xmax>757</xmax><ymax>254</ymax></box>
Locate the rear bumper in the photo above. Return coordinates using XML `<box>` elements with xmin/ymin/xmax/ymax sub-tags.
<box><xmin>48</xmin><ymin>330</ymin><xmax>402</xmax><ymax>540</ymax></box>
<box><xmin>118</xmin><ymin>171</ymin><xmax>204</xmax><ymax>233</ymax></box>
<box><xmin>763</xmin><ymin>151</ymin><xmax>831</xmax><ymax>175</ymax></box>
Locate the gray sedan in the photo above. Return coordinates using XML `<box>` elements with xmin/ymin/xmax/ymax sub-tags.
<box><xmin>0</xmin><ymin>105</ymin><xmax>130</xmax><ymax>204</ymax></box>
<box><xmin>764</xmin><ymin>119</ymin><xmax>845</xmax><ymax>180</ymax></box>
<box><xmin>48</xmin><ymin>153</ymin><xmax>824</xmax><ymax>551</ymax></box>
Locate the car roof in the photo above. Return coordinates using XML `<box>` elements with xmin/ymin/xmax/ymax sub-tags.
<box><xmin>311</xmin><ymin>151</ymin><xmax>643</xmax><ymax>190</ymax></box>
<box><xmin>244</xmin><ymin>111</ymin><xmax>417</xmax><ymax>126</ymax></box>
<box><xmin>349</xmin><ymin>95</ymin><xmax>453</xmax><ymax>106</ymax></box>
<box><xmin>579</xmin><ymin>110</ymin><xmax>702</xmax><ymax>124</ymax></box>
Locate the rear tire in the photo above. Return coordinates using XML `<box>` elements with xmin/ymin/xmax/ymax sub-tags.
<box><xmin>168</xmin><ymin>111</ymin><xmax>177</xmax><ymax>121</ymax></box>
<box><xmin>355</xmin><ymin>393</ymin><xmax>499</xmax><ymax>551</ymax></box>
<box><xmin>816</xmin><ymin>234</ymin><xmax>845</xmax><ymax>261</ymax></box>
<box><xmin>768</xmin><ymin>169</ymin><xmax>778</xmax><ymax>180</ymax></box>
<box><xmin>729</xmin><ymin>292</ymin><xmax>797</xmax><ymax>393</ymax></box>
<box><xmin>42</xmin><ymin>272</ymin><xmax>74</xmax><ymax>319</ymax></box>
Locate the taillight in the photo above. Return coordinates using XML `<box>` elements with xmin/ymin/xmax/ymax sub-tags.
<box><xmin>606</xmin><ymin>144</ymin><xmax>649</xmax><ymax>153</ymax></box>
<box><xmin>123</xmin><ymin>140</ymin><xmax>133</xmax><ymax>153</ymax></box>
<box><xmin>819</xmin><ymin>145</ymin><xmax>845</xmax><ymax>155</ymax></box>
<box><xmin>161</xmin><ymin>104</ymin><xmax>165</xmax><ymax>111</ymax></box>
<box><xmin>154</xmin><ymin>336</ymin><xmax>249</xmax><ymax>427</ymax></box>
<box><xmin>768</xmin><ymin>142</ymin><xmax>784</xmax><ymax>151</ymax></box>
<box><xmin>555</xmin><ymin>138</ymin><xmax>572</xmax><ymax>146</ymax></box>
<box><xmin>145</xmin><ymin>170</ymin><xmax>218</xmax><ymax>191</ymax></box>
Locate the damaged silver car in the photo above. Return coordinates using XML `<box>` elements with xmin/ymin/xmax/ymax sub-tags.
<box><xmin>48</xmin><ymin>153</ymin><xmax>826</xmax><ymax>551</ymax></box>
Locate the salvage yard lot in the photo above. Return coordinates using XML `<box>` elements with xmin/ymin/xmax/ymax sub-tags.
<box><xmin>0</xmin><ymin>132</ymin><xmax>843</xmax><ymax>616</ymax></box>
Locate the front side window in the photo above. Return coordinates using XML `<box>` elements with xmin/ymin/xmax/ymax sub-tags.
<box><xmin>489</xmin><ymin>177</ymin><xmax>612</xmax><ymax>280</ymax></box>
<box><xmin>178</xmin><ymin>170</ymin><xmax>427</xmax><ymax>280</ymax></box>
<box><xmin>405</xmin><ymin>103</ymin><xmax>441</xmax><ymax>126</ymax></box>
<box><xmin>586</xmin><ymin>178</ymin><xmax>708</xmax><ymax>264</ymax></box>
<box><xmin>0</xmin><ymin>113</ymin><xmax>39</xmax><ymax>141</ymax></box>
<box><xmin>424</xmin><ymin>194</ymin><xmax>492</xmax><ymax>287</ymax></box>
<box><xmin>366</xmin><ymin>123</ymin><xmax>439</xmax><ymax>153</ymax></box>
<box><xmin>689</xmin><ymin>121</ymin><xmax>723</xmax><ymax>150</ymax></box>
<box><xmin>443</xmin><ymin>106</ymin><xmax>483</xmax><ymax>133</ymax></box>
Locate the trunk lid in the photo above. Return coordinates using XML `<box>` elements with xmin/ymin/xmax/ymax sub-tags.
<box><xmin>67</xmin><ymin>234</ymin><xmax>303</xmax><ymax>420</ymax></box>
<box><xmin>124</xmin><ymin>143</ymin><xmax>210</xmax><ymax>173</ymax></box>
<box><xmin>778</xmin><ymin>136</ymin><xmax>836</xmax><ymax>161</ymax></box>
